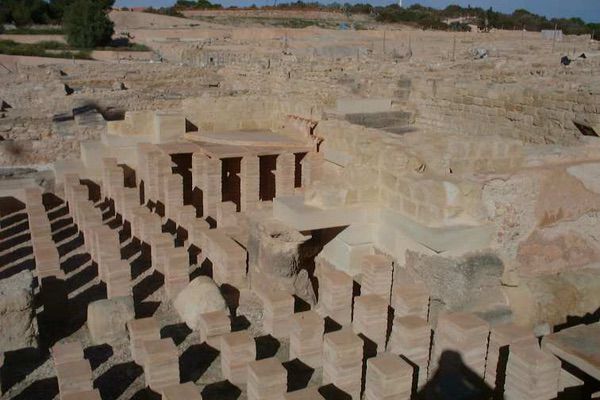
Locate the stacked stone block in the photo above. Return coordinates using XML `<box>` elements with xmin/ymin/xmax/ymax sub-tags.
<box><xmin>352</xmin><ymin>294</ymin><xmax>388</xmax><ymax>351</ymax></box>
<box><xmin>205</xmin><ymin>229</ymin><xmax>247</xmax><ymax>288</ymax></box>
<box><xmin>106</xmin><ymin>259</ymin><xmax>132</xmax><ymax>298</ymax></box>
<box><xmin>216</xmin><ymin>201</ymin><xmax>238</xmax><ymax>228</ymax></box>
<box><xmin>164</xmin><ymin>174</ymin><xmax>183</xmax><ymax>220</ymax></box>
<box><xmin>318</xmin><ymin>268</ymin><xmax>353</xmax><ymax>325</ymax></box>
<box><xmin>260</xmin><ymin>288</ymin><xmax>294</xmax><ymax>339</ymax></box>
<box><xmin>430</xmin><ymin>312</ymin><xmax>489</xmax><ymax>378</ymax></box>
<box><xmin>201</xmin><ymin>156</ymin><xmax>221</xmax><ymax>218</ymax></box>
<box><xmin>301</xmin><ymin>152</ymin><xmax>322</xmax><ymax>189</ymax></box>
<box><xmin>365</xmin><ymin>353</ymin><xmax>413</xmax><ymax>400</ymax></box>
<box><xmin>150</xmin><ymin>232</ymin><xmax>174</xmax><ymax>274</ymax></box>
<box><xmin>289</xmin><ymin>310</ymin><xmax>324</xmax><ymax>368</ymax></box>
<box><xmin>360</xmin><ymin>255</ymin><xmax>393</xmax><ymax>301</ymax></box>
<box><xmin>275</xmin><ymin>152</ymin><xmax>295</xmax><ymax>197</ymax></box>
<box><xmin>51</xmin><ymin>341</ymin><xmax>93</xmax><ymax>399</ymax></box>
<box><xmin>94</xmin><ymin>225</ymin><xmax>121</xmax><ymax>280</ymax></box>
<box><xmin>197</xmin><ymin>310</ymin><xmax>230</xmax><ymax>349</ymax></box>
<box><xmin>504</xmin><ymin>342</ymin><xmax>561</xmax><ymax>400</ymax></box>
<box><xmin>162</xmin><ymin>382</ymin><xmax>202</xmax><ymax>400</ymax></box>
<box><xmin>388</xmin><ymin>315</ymin><xmax>430</xmax><ymax>388</ymax></box>
<box><xmin>175</xmin><ymin>205</ymin><xmax>197</xmax><ymax>229</ymax></box>
<box><xmin>322</xmin><ymin>330</ymin><xmax>363</xmax><ymax>399</ymax></box>
<box><xmin>240</xmin><ymin>155</ymin><xmax>260</xmax><ymax>212</ymax></box>
<box><xmin>187</xmin><ymin>219</ymin><xmax>210</xmax><ymax>250</ymax></box>
<box><xmin>221</xmin><ymin>331</ymin><xmax>256</xmax><ymax>385</ymax></box>
<box><xmin>26</xmin><ymin>188</ymin><xmax>63</xmax><ymax>280</ymax></box>
<box><xmin>164</xmin><ymin>247</ymin><xmax>190</xmax><ymax>299</ymax></box>
<box><xmin>391</xmin><ymin>282</ymin><xmax>429</xmax><ymax>320</ymax></box>
<box><xmin>127</xmin><ymin>317</ymin><xmax>161</xmax><ymax>365</ymax></box>
<box><xmin>139</xmin><ymin>212</ymin><xmax>162</xmax><ymax>245</ymax></box>
<box><xmin>247</xmin><ymin>358</ymin><xmax>287</xmax><ymax>400</ymax></box>
<box><xmin>142</xmin><ymin>338</ymin><xmax>180</xmax><ymax>392</ymax></box>
<box><xmin>485</xmin><ymin>322</ymin><xmax>537</xmax><ymax>393</ymax></box>
<box><xmin>101</xmin><ymin>157</ymin><xmax>123</xmax><ymax>200</ymax></box>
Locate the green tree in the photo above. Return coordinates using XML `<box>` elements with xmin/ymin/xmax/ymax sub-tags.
<box><xmin>63</xmin><ymin>0</ymin><xmax>114</xmax><ymax>48</ymax></box>
<box><xmin>10</xmin><ymin>2</ymin><xmax>33</xmax><ymax>26</ymax></box>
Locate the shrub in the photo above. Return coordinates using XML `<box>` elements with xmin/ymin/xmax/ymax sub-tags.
<box><xmin>63</xmin><ymin>0</ymin><xmax>114</xmax><ymax>48</ymax></box>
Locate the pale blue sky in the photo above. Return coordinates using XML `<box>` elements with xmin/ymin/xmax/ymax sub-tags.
<box><xmin>114</xmin><ymin>0</ymin><xmax>600</xmax><ymax>22</ymax></box>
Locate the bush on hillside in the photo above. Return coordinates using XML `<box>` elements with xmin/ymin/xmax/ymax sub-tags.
<box><xmin>63</xmin><ymin>0</ymin><xmax>114</xmax><ymax>48</ymax></box>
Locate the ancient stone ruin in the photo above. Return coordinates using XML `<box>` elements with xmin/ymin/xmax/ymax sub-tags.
<box><xmin>1</xmin><ymin>8</ymin><xmax>600</xmax><ymax>400</ymax></box>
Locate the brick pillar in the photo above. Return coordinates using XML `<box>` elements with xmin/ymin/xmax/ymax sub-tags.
<box><xmin>301</xmin><ymin>151</ymin><xmax>322</xmax><ymax>188</ymax></box>
<box><xmin>352</xmin><ymin>294</ymin><xmax>388</xmax><ymax>351</ymax></box>
<box><xmin>240</xmin><ymin>155</ymin><xmax>259</xmax><ymax>212</ymax></box>
<box><xmin>202</xmin><ymin>157</ymin><xmax>220</xmax><ymax>219</ymax></box>
<box><xmin>275</xmin><ymin>152</ymin><xmax>295</xmax><ymax>197</ymax></box>
<box><xmin>323</xmin><ymin>330</ymin><xmax>363</xmax><ymax>399</ymax></box>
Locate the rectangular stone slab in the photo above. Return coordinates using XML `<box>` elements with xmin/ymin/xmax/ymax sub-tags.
<box><xmin>542</xmin><ymin>323</ymin><xmax>600</xmax><ymax>380</ymax></box>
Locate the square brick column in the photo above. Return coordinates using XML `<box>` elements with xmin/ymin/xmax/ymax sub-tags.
<box><xmin>485</xmin><ymin>323</ymin><xmax>536</xmax><ymax>394</ymax></box>
<box><xmin>164</xmin><ymin>174</ymin><xmax>183</xmax><ymax>221</ymax></box>
<box><xmin>202</xmin><ymin>157</ymin><xmax>221</xmax><ymax>219</ymax></box>
<box><xmin>197</xmin><ymin>310</ymin><xmax>230</xmax><ymax>350</ymax></box>
<box><xmin>301</xmin><ymin>152</ymin><xmax>323</xmax><ymax>187</ymax></box>
<box><xmin>188</xmin><ymin>219</ymin><xmax>210</xmax><ymax>251</ymax></box>
<box><xmin>216</xmin><ymin>201</ymin><xmax>238</xmax><ymax>228</ymax></box>
<box><xmin>504</xmin><ymin>342</ymin><xmax>560</xmax><ymax>400</ymax></box>
<box><xmin>323</xmin><ymin>330</ymin><xmax>363</xmax><ymax>400</ymax></box>
<box><xmin>164</xmin><ymin>247</ymin><xmax>190</xmax><ymax>300</ymax></box>
<box><xmin>106</xmin><ymin>259</ymin><xmax>132</xmax><ymax>299</ymax></box>
<box><xmin>247</xmin><ymin>358</ymin><xmax>287</xmax><ymax>400</ymax></box>
<box><xmin>365</xmin><ymin>353</ymin><xmax>413</xmax><ymax>400</ymax></box>
<box><xmin>290</xmin><ymin>310</ymin><xmax>324</xmax><ymax>368</ymax></box>
<box><xmin>240</xmin><ymin>155</ymin><xmax>259</xmax><ymax>212</ymax></box>
<box><xmin>162</xmin><ymin>382</ymin><xmax>202</xmax><ymax>400</ymax></box>
<box><xmin>318</xmin><ymin>268</ymin><xmax>353</xmax><ymax>326</ymax></box>
<box><xmin>149</xmin><ymin>232</ymin><xmax>174</xmax><ymax>274</ymax></box>
<box><xmin>352</xmin><ymin>294</ymin><xmax>388</xmax><ymax>351</ymax></box>
<box><xmin>360</xmin><ymin>255</ymin><xmax>393</xmax><ymax>302</ymax></box>
<box><xmin>55</xmin><ymin>359</ymin><xmax>93</xmax><ymax>398</ymax></box>
<box><xmin>388</xmin><ymin>315</ymin><xmax>431</xmax><ymax>388</ymax></box>
<box><xmin>430</xmin><ymin>312</ymin><xmax>489</xmax><ymax>378</ymax></box>
<box><xmin>220</xmin><ymin>331</ymin><xmax>256</xmax><ymax>385</ymax></box>
<box><xmin>127</xmin><ymin>317</ymin><xmax>160</xmax><ymax>366</ymax></box>
<box><xmin>259</xmin><ymin>289</ymin><xmax>294</xmax><ymax>339</ymax></box>
<box><xmin>391</xmin><ymin>282</ymin><xmax>429</xmax><ymax>320</ymax></box>
<box><xmin>275</xmin><ymin>152</ymin><xmax>295</xmax><ymax>197</ymax></box>
<box><xmin>142</xmin><ymin>338</ymin><xmax>180</xmax><ymax>392</ymax></box>
<box><xmin>51</xmin><ymin>342</ymin><xmax>84</xmax><ymax>366</ymax></box>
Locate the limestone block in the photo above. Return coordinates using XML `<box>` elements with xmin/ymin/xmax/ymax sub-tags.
<box><xmin>174</xmin><ymin>277</ymin><xmax>228</xmax><ymax>331</ymax></box>
<box><xmin>162</xmin><ymin>382</ymin><xmax>202</xmax><ymax>400</ymax></box>
<box><xmin>0</xmin><ymin>271</ymin><xmax>37</xmax><ymax>352</ymax></box>
<box><xmin>216</xmin><ymin>201</ymin><xmax>238</xmax><ymax>228</ymax></box>
<box><xmin>152</xmin><ymin>112</ymin><xmax>185</xmax><ymax>144</ymax></box>
<box><xmin>87</xmin><ymin>296</ymin><xmax>135</xmax><ymax>344</ymax></box>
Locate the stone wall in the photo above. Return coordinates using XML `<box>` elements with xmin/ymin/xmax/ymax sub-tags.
<box><xmin>182</xmin><ymin>96</ymin><xmax>320</xmax><ymax>133</ymax></box>
<box><xmin>313</xmin><ymin>119</ymin><xmax>525</xmax><ymax>227</ymax></box>
<box><xmin>410</xmin><ymin>78</ymin><xmax>600</xmax><ymax>145</ymax></box>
